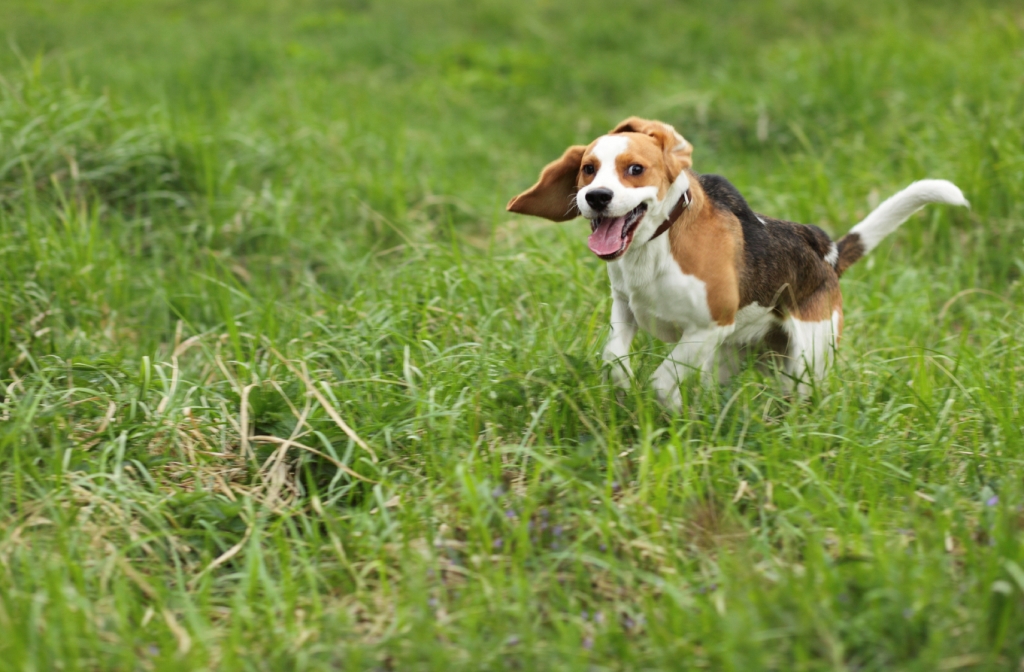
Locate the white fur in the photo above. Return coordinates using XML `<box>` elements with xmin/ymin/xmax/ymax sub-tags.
<box><xmin>651</xmin><ymin>324</ymin><xmax>734</xmax><ymax>409</ymax></box>
<box><xmin>848</xmin><ymin>179</ymin><xmax>968</xmax><ymax>253</ymax></box>
<box><xmin>824</xmin><ymin>242</ymin><xmax>839</xmax><ymax>267</ymax></box>
<box><xmin>730</xmin><ymin>303</ymin><xmax>777</xmax><ymax>344</ymax></box>
<box><xmin>780</xmin><ymin>312</ymin><xmax>841</xmax><ymax>396</ymax></box>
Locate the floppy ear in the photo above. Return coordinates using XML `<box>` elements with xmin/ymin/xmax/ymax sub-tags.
<box><xmin>507</xmin><ymin>145</ymin><xmax>586</xmax><ymax>222</ymax></box>
<box><xmin>610</xmin><ymin>117</ymin><xmax>693</xmax><ymax>178</ymax></box>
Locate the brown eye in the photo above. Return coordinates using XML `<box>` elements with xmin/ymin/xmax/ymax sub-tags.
<box><xmin>627</xmin><ymin>164</ymin><xmax>644</xmax><ymax>176</ymax></box>
<box><xmin>582</xmin><ymin>164</ymin><xmax>596</xmax><ymax>175</ymax></box>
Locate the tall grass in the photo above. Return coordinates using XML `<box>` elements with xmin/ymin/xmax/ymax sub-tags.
<box><xmin>1</xmin><ymin>0</ymin><xmax>1023</xmax><ymax>669</ymax></box>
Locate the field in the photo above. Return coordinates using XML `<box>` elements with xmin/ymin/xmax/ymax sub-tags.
<box><xmin>1</xmin><ymin>1</ymin><xmax>1023</xmax><ymax>669</ymax></box>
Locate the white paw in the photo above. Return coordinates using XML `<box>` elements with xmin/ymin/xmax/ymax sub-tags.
<box><xmin>602</xmin><ymin>351</ymin><xmax>633</xmax><ymax>391</ymax></box>
<box><xmin>608</xmin><ymin>364</ymin><xmax>632</xmax><ymax>391</ymax></box>
<box><xmin>651</xmin><ymin>368</ymin><xmax>682</xmax><ymax>412</ymax></box>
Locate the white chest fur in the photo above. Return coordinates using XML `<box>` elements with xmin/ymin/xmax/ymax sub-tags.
<box><xmin>606</xmin><ymin>235</ymin><xmax>713</xmax><ymax>342</ymax></box>
<box><xmin>607</xmin><ymin>236</ymin><xmax>781</xmax><ymax>345</ymax></box>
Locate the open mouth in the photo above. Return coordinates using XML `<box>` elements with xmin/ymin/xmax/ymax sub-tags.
<box><xmin>587</xmin><ymin>203</ymin><xmax>647</xmax><ymax>261</ymax></box>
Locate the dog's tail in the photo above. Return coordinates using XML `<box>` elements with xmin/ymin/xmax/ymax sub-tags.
<box><xmin>832</xmin><ymin>180</ymin><xmax>969</xmax><ymax>277</ymax></box>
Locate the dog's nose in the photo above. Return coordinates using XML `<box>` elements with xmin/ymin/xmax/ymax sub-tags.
<box><xmin>585</xmin><ymin>188</ymin><xmax>614</xmax><ymax>210</ymax></box>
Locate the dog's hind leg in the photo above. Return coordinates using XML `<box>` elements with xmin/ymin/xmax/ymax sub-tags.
<box><xmin>780</xmin><ymin>312</ymin><xmax>841</xmax><ymax>396</ymax></box>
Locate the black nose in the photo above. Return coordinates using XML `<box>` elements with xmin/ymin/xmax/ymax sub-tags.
<box><xmin>585</xmin><ymin>188</ymin><xmax>614</xmax><ymax>210</ymax></box>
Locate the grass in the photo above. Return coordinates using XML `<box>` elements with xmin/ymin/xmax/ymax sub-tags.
<box><xmin>1</xmin><ymin>0</ymin><xmax>1023</xmax><ymax>669</ymax></box>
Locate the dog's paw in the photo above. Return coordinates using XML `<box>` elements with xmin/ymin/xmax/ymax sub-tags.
<box><xmin>602</xmin><ymin>358</ymin><xmax>633</xmax><ymax>392</ymax></box>
<box><xmin>650</xmin><ymin>364</ymin><xmax>684</xmax><ymax>412</ymax></box>
<box><xmin>655</xmin><ymin>386</ymin><xmax>682</xmax><ymax>413</ymax></box>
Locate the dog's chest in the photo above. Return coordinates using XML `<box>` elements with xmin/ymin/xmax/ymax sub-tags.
<box><xmin>608</xmin><ymin>242</ymin><xmax>713</xmax><ymax>342</ymax></box>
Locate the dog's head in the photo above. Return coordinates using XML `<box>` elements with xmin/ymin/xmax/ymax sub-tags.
<box><xmin>507</xmin><ymin>117</ymin><xmax>693</xmax><ymax>261</ymax></box>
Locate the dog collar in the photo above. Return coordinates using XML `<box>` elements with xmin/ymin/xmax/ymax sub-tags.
<box><xmin>648</xmin><ymin>188</ymin><xmax>692</xmax><ymax>242</ymax></box>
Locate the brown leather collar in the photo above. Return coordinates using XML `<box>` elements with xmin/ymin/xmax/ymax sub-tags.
<box><xmin>648</xmin><ymin>188</ymin><xmax>692</xmax><ymax>242</ymax></box>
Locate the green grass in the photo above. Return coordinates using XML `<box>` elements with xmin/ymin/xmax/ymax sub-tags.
<box><xmin>1</xmin><ymin>1</ymin><xmax>1023</xmax><ymax>669</ymax></box>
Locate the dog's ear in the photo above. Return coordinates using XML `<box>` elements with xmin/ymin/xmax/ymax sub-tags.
<box><xmin>507</xmin><ymin>145</ymin><xmax>586</xmax><ymax>222</ymax></box>
<box><xmin>610</xmin><ymin>117</ymin><xmax>692</xmax><ymax>178</ymax></box>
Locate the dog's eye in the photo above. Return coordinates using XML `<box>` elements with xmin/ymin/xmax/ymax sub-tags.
<box><xmin>627</xmin><ymin>164</ymin><xmax>644</xmax><ymax>176</ymax></box>
<box><xmin>582</xmin><ymin>164</ymin><xmax>596</xmax><ymax>176</ymax></box>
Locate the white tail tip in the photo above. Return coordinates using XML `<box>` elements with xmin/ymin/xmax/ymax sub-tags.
<box><xmin>849</xmin><ymin>179</ymin><xmax>969</xmax><ymax>253</ymax></box>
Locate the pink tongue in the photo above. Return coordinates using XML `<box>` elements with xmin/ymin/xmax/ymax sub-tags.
<box><xmin>587</xmin><ymin>216</ymin><xmax>628</xmax><ymax>256</ymax></box>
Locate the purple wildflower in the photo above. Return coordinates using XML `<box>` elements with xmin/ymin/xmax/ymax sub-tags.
<box><xmin>986</xmin><ymin>495</ymin><xmax>999</xmax><ymax>506</ymax></box>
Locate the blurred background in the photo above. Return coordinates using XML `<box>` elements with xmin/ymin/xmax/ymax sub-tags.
<box><xmin>3</xmin><ymin>0</ymin><xmax>1021</xmax><ymax>350</ymax></box>
<box><xmin>2</xmin><ymin>2</ymin><xmax>1024</xmax><ymax>669</ymax></box>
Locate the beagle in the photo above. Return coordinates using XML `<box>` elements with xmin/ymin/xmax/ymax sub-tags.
<box><xmin>508</xmin><ymin>117</ymin><xmax>968</xmax><ymax>410</ymax></box>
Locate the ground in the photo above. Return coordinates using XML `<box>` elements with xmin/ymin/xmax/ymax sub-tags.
<box><xmin>1</xmin><ymin>1</ymin><xmax>1023</xmax><ymax>670</ymax></box>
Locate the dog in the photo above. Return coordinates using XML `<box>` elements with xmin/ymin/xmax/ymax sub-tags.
<box><xmin>507</xmin><ymin>117</ymin><xmax>968</xmax><ymax>410</ymax></box>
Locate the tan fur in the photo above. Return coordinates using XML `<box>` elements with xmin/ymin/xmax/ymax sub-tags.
<box><xmin>506</xmin><ymin>145</ymin><xmax>586</xmax><ymax>221</ymax></box>
<box><xmin>792</xmin><ymin>286</ymin><xmax>839</xmax><ymax>322</ymax></box>
<box><xmin>667</xmin><ymin>181</ymin><xmax>742</xmax><ymax>326</ymax></box>
<box><xmin>609</xmin><ymin>117</ymin><xmax>693</xmax><ymax>176</ymax></box>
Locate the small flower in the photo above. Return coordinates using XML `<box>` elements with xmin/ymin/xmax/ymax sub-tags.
<box><xmin>553</xmin><ymin>525</ymin><xmax>563</xmax><ymax>537</ymax></box>
<box><xmin>594</xmin><ymin>611</ymin><xmax>605</xmax><ymax>625</ymax></box>
<box><xmin>505</xmin><ymin>508</ymin><xmax>516</xmax><ymax>519</ymax></box>
<box><xmin>428</xmin><ymin>597</ymin><xmax>438</xmax><ymax>608</ymax></box>
<box><xmin>598</xmin><ymin>543</ymin><xmax>607</xmax><ymax>552</ymax></box>
<box><xmin>986</xmin><ymin>495</ymin><xmax>999</xmax><ymax>506</ymax></box>
<box><xmin>491</xmin><ymin>486</ymin><xmax>505</xmax><ymax>498</ymax></box>
<box><xmin>505</xmin><ymin>635</ymin><xmax>520</xmax><ymax>646</ymax></box>
<box><xmin>582</xmin><ymin>636</ymin><xmax>594</xmax><ymax>650</ymax></box>
<box><xmin>492</xmin><ymin>537</ymin><xmax>504</xmax><ymax>550</ymax></box>
<box><xmin>581</xmin><ymin>610</ymin><xmax>589</xmax><ymax>621</ymax></box>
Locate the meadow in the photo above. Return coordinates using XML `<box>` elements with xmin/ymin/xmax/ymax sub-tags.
<box><xmin>1</xmin><ymin>0</ymin><xmax>1023</xmax><ymax>669</ymax></box>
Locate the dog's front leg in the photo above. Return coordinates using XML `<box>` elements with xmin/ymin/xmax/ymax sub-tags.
<box><xmin>602</xmin><ymin>291</ymin><xmax>637</xmax><ymax>391</ymax></box>
<box><xmin>651</xmin><ymin>326</ymin><xmax>732</xmax><ymax>411</ymax></box>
